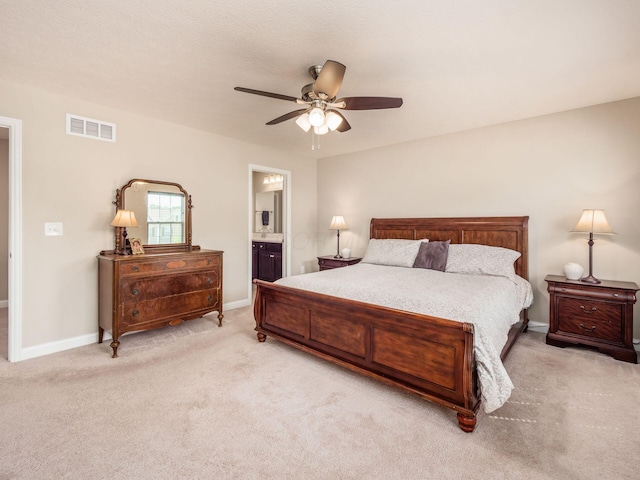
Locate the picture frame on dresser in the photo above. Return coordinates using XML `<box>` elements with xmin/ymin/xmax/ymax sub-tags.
<box><xmin>130</xmin><ymin>238</ymin><xmax>144</xmax><ymax>254</ymax></box>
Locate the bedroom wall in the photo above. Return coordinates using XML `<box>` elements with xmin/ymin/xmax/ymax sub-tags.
<box><xmin>316</xmin><ymin>97</ymin><xmax>640</xmax><ymax>336</ymax></box>
<box><xmin>0</xmin><ymin>79</ymin><xmax>317</xmax><ymax>354</ymax></box>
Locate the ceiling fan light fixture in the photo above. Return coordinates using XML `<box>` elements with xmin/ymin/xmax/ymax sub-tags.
<box><xmin>313</xmin><ymin>124</ymin><xmax>329</xmax><ymax>135</ymax></box>
<box><xmin>295</xmin><ymin>113</ymin><xmax>312</xmax><ymax>132</ymax></box>
<box><xmin>325</xmin><ymin>111</ymin><xmax>343</xmax><ymax>131</ymax></box>
<box><xmin>308</xmin><ymin>107</ymin><xmax>325</xmax><ymax>127</ymax></box>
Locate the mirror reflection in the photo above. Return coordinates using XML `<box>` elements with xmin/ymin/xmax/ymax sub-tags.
<box><xmin>253</xmin><ymin>172</ymin><xmax>283</xmax><ymax>234</ymax></box>
<box><xmin>121</xmin><ymin>180</ymin><xmax>188</xmax><ymax>246</ymax></box>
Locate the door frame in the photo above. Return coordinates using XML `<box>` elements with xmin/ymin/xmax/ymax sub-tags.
<box><xmin>0</xmin><ymin>115</ymin><xmax>23</xmax><ymax>362</ymax></box>
<box><xmin>248</xmin><ymin>164</ymin><xmax>291</xmax><ymax>300</ymax></box>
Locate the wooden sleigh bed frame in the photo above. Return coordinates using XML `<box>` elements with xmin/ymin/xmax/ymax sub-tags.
<box><xmin>253</xmin><ymin>216</ymin><xmax>529</xmax><ymax>432</ymax></box>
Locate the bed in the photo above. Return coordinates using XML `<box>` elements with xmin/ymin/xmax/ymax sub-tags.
<box><xmin>253</xmin><ymin>216</ymin><xmax>531</xmax><ymax>432</ymax></box>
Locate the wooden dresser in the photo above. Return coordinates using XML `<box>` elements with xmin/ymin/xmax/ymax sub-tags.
<box><xmin>98</xmin><ymin>249</ymin><xmax>223</xmax><ymax>357</ymax></box>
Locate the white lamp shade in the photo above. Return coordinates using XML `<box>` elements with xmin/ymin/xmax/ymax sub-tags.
<box><xmin>308</xmin><ymin>107</ymin><xmax>325</xmax><ymax>127</ymax></box>
<box><xmin>571</xmin><ymin>209</ymin><xmax>616</xmax><ymax>235</ymax></box>
<box><xmin>325</xmin><ymin>111</ymin><xmax>343</xmax><ymax>131</ymax></box>
<box><xmin>295</xmin><ymin>113</ymin><xmax>312</xmax><ymax>132</ymax></box>
<box><xmin>328</xmin><ymin>215</ymin><xmax>348</xmax><ymax>230</ymax></box>
<box><xmin>313</xmin><ymin>124</ymin><xmax>329</xmax><ymax>135</ymax></box>
<box><xmin>110</xmin><ymin>209</ymin><xmax>138</xmax><ymax>228</ymax></box>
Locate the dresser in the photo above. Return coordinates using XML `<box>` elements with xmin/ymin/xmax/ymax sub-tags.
<box><xmin>317</xmin><ymin>255</ymin><xmax>362</xmax><ymax>271</ymax></box>
<box><xmin>98</xmin><ymin>249</ymin><xmax>223</xmax><ymax>357</ymax></box>
<box><xmin>545</xmin><ymin>274</ymin><xmax>638</xmax><ymax>363</ymax></box>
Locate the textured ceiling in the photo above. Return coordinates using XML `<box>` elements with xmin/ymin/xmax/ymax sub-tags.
<box><xmin>1</xmin><ymin>0</ymin><xmax>640</xmax><ymax>158</ymax></box>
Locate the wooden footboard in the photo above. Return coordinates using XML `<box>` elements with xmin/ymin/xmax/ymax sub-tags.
<box><xmin>254</xmin><ymin>279</ymin><xmax>481</xmax><ymax>432</ymax></box>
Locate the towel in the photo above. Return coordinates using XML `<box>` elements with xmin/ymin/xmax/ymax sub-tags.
<box><xmin>261</xmin><ymin>210</ymin><xmax>269</xmax><ymax>226</ymax></box>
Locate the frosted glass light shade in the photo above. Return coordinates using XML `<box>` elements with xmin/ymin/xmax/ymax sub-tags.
<box><xmin>313</xmin><ymin>124</ymin><xmax>329</xmax><ymax>135</ymax></box>
<box><xmin>295</xmin><ymin>113</ymin><xmax>311</xmax><ymax>132</ymax></box>
<box><xmin>325</xmin><ymin>111</ymin><xmax>343</xmax><ymax>131</ymax></box>
<box><xmin>308</xmin><ymin>107</ymin><xmax>325</xmax><ymax>127</ymax></box>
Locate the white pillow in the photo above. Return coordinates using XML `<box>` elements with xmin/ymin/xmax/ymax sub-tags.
<box><xmin>361</xmin><ymin>239</ymin><xmax>426</xmax><ymax>267</ymax></box>
<box><xmin>445</xmin><ymin>244</ymin><xmax>520</xmax><ymax>280</ymax></box>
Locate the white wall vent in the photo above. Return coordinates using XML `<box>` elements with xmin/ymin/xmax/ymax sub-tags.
<box><xmin>66</xmin><ymin>114</ymin><xmax>116</xmax><ymax>142</ymax></box>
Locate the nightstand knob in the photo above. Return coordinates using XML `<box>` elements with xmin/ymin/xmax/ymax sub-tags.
<box><xmin>613</xmin><ymin>293</ymin><xmax>619</xmax><ymax>297</ymax></box>
<box><xmin>580</xmin><ymin>305</ymin><xmax>597</xmax><ymax>314</ymax></box>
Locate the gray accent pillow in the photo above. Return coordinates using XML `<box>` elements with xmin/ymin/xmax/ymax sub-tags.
<box><xmin>413</xmin><ymin>240</ymin><xmax>450</xmax><ymax>271</ymax></box>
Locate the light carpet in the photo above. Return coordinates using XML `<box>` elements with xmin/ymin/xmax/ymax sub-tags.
<box><xmin>0</xmin><ymin>306</ymin><xmax>639</xmax><ymax>480</ymax></box>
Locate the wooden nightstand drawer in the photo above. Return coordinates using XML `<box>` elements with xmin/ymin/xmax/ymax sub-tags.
<box><xmin>545</xmin><ymin>274</ymin><xmax>638</xmax><ymax>363</ymax></box>
<box><xmin>317</xmin><ymin>256</ymin><xmax>362</xmax><ymax>271</ymax></box>
<box><xmin>557</xmin><ymin>298</ymin><xmax>623</xmax><ymax>343</ymax></box>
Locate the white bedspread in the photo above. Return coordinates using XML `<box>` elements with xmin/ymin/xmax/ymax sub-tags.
<box><xmin>276</xmin><ymin>263</ymin><xmax>533</xmax><ymax>412</ymax></box>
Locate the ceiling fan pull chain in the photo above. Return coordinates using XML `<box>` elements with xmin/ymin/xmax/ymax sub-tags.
<box><xmin>311</xmin><ymin>130</ymin><xmax>315</xmax><ymax>150</ymax></box>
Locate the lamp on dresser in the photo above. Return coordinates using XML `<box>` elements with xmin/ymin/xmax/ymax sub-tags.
<box><xmin>571</xmin><ymin>209</ymin><xmax>615</xmax><ymax>284</ymax></box>
<box><xmin>328</xmin><ymin>215</ymin><xmax>348</xmax><ymax>258</ymax></box>
<box><xmin>110</xmin><ymin>209</ymin><xmax>138</xmax><ymax>255</ymax></box>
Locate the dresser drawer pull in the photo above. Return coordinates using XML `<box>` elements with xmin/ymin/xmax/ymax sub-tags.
<box><xmin>208</xmin><ymin>259</ymin><xmax>212</xmax><ymax>265</ymax></box>
<box><xmin>579</xmin><ymin>305</ymin><xmax>597</xmax><ymax>314</ymax></box>
<box><xmin>132</xmin><ymin>266</ymin><xmax>139</xmax><ymax>272</ymax></box>
<box><xmin>579</xmin><ymin>323</ymin><xmax>596</xmax><ymax>333</ymax></box>
<box><xmin>207</xmin><ymin>277</ymin><xmax>212</xmax><ymax>284</ymax></box>
<box><xmin>269</xmin><ymin>254</ymin><xmax>275</xmax><ymax>258</ymax></box>
<box><xmin>131</xmin><ymin>288</ymin><xmax>139</xmax><ymax>296</ymax></box>
<box><xmin>208</xmin><ymin>295</ymin><xmax>213</xmax><ymax>302</ymax></box>
<box><xmin>132</xmin><ymin>310</ymin><xmax>139</xmax><ymax>317</ymax></box>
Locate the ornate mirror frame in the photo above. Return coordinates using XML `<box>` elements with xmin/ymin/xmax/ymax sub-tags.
<box><xmin>109</xmin><ymin>179</ymin><xmax>198</xmax><ymax>254</ymax></box>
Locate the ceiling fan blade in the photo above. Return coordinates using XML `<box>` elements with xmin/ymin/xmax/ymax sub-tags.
<box><xmin>313</xmin><ymin>60</ymin><xmax>346</xmax><ymax>100</ymax></box>
<box><xmin>265</xmin><ymin>109</ymin><xmax>309</xmax><ymax>125</ymax></box>
<box><xmin>327</xmin><ymin>110</ymin><xmax>351</xmax><ymax>132</ymax></box>
<box><xmin>234</xmin><ymin>87</ymin><xmax>299</xmax><ymax>103</ymax></box>
<box><xmin>337</xmin><ymin>96</ymin><xmax>403</xmax><ymax>110</ymax></box>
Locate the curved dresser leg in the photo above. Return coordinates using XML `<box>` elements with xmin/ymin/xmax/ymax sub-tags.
<box><xmin>457</xmin><ymin>412</ymin><xmax>477</xmax><ymax>433</ymax></box>
<box><xmin>110</xmin><ymin>339</ymin><xmax>120</xmax><ymax>358</ymax></box>
<box><xmin>257</xmin><ymin>332</ymin><xmax>267</xmax><ymax>342</ymax></box>
<box><xmin>217</xmin><ymin>312</ymin><xmax>224</xmax><ymax>327</ymax></box>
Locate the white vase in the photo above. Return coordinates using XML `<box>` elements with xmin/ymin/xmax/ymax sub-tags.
<box><xmin>563</xmin><ymin>262</ymin><xmax>584</xmax><ymax>280</ymax></box>
<box><xmin>341</xmin><ymin>248</ymin><xmax>351</xmax><ymax>259</ymax></box>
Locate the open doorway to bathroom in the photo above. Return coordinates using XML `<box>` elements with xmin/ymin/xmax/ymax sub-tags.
<box><xmin>248</xmin><ymin>165</ymin><xmax>291</xmax><ymax>301</ymax></box>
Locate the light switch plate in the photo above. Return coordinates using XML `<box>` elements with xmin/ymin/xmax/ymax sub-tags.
<box><xmin>44</xmin><ymin>222</ymin><xmax>63</xmax><ymax>236</ymax></box>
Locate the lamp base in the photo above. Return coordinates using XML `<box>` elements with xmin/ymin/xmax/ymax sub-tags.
<box><xmin>581</xmin><ymin>275</ymin><xmax>601</xmax><ymax>284</ymax></box>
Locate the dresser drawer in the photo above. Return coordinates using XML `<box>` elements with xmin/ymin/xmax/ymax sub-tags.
<box><xmin>120</xmin><ymin>254</ymin><xmax>221</xmax><ymax>276</ymax></box>
<box><xmin>120</xmin><ymin>271</ymin><xmax>220</xmax><ymax>302</ymax></box>
<box><xmin>121</xmin><ymin>290</ymin><xmax>220</xmax><ymax>327</ymax></box>
<box><xmin>556</xmin><ymin>297</ymin><xmax>623</xmax><ymax>343</ymax></box>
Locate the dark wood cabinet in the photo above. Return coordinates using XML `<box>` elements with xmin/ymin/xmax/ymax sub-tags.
<box><xmin>252</xmin><ymin>241</ymin><xmax>282</xmax><ymax>282</ymax></box>
<box><xmin>545</xmin><ymin>274</ymin><xmax>638</xmax><ymax>363</ymax></box>
<box><xmin>98</xmin><ymin>249</ymin><xmax>223</xmax><ymax>357</ymax></box>
<box><xmin>317</xmin><ymin>255</ymin><xmax>362</xmax><ymax>271</ymax></box>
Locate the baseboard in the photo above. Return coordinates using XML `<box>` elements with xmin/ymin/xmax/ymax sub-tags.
<box><xmin>15</xmin><ymin>298</ymin><xmax>253</xmax><ymax>361</ymax></box>
<box><xmin>526</xmin><ymin>321</ymin><xmax>548</xmax><ymax>334</ymax></box>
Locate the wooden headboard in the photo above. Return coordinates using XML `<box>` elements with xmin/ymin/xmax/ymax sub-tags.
<box><xmin>370</xmin><ymin>216</ymin><xmax>529</xmax><ymax>280</ymax></box>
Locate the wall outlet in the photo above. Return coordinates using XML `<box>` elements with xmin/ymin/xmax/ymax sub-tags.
<box><xmin>44</xmin><ymin>222</ymin><xmax>63</xmax><ymax>236</ymax></box>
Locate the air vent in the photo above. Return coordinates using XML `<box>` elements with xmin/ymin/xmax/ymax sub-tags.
<box><xmin>66</xmin><ymin>114</ymin><xmax>116</xmax><ymax>142</ymax></box>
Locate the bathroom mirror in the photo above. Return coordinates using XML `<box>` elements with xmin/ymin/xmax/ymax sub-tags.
<box><xmin>112</xmin><ymin>179</ymin><xmax>195</xmax><ymax>253</ymax></box>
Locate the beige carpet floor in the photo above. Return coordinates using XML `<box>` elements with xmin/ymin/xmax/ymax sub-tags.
<box><xmin>0</xmin><ymin>306</ymin><xmax>639</xmax><ymax>480</ymax></box>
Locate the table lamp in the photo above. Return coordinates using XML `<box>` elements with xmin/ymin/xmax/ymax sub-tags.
<box><xmin>111</xmin><ymin>209</ymin><xmax>138</xmax><ymax>255</ymax></box>
<box><xmin>571</xmin><ymin>209</ymin><xmax>615</xmax><ymax>284</ymax></box>
<box><xmin>328</xmin><ymin>215</ymin><xmax>348</xmax><ymax>259</ymax></box>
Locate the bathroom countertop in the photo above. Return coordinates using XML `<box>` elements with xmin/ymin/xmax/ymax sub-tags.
<box><xmin>252</xmin><ymin>233</ymin><xmax>284</xmax><ymax>243</ymax></box>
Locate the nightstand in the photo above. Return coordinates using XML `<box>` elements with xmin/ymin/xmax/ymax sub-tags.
<box><xmin>317</xmin><ymin>255</ymin><xmax>362</xmax><ymax>271</ymax></box>
<box><xmin>545</xmin><ymin>274</ymin><xmax>638</xmax><ymax>363</ymax></box>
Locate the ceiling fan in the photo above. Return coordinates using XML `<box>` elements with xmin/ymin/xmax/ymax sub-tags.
<box><xmin>234</xmin><ymin>60</ymin><xmax>403</xmax><ymax>135</ymax></box>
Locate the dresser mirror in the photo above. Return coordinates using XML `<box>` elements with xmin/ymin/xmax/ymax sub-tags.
<box><xmin>111</xmin><ymin>179</ymin><xmax>195</xmax><ymax>254</ymax></box>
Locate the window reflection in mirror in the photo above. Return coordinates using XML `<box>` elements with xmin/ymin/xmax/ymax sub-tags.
<box><xmin>123</xmin><ymin>181</ymin><xmax>186</xmax><ymax>245</ymax></box>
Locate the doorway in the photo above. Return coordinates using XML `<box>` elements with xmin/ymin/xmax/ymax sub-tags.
<box><xmin>248</xmin><ymin>165</ymin><xmax>291</xmax><ymax>301</ymax></box>
<box><xmin>0</xmin><ymin>116</ymin><xmax>23</xmax><ymax>362</ymax></box>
